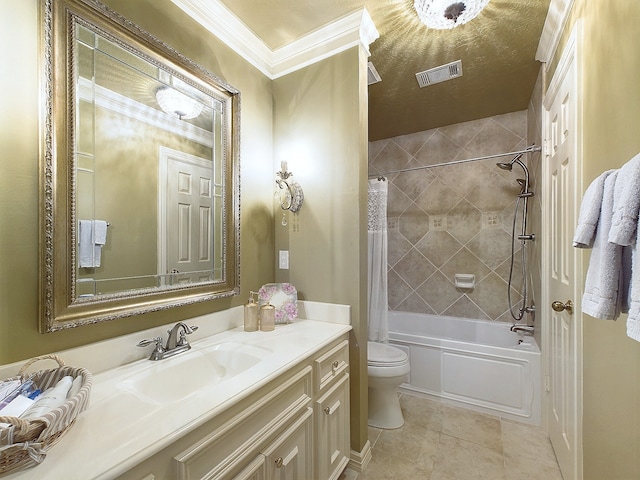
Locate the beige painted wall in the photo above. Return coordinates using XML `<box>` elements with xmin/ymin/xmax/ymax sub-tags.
<box><xmin>549</xmin><ymin>1</ymin><xmax>640</xmax><ymax>478</ymax></box>
<box><xmin>0</xmin><ymin>0</ymin><xmax>274</xmax><ymax>363</ymax></box>
<box><xmin>272</xmin><ymin>46</ymin><xmax>370</xmax><ymax>453</ymax></box>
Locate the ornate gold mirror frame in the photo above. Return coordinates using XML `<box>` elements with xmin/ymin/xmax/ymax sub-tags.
<box><xmin>39</xmin><ymin>0</ymin><xmax>241</xmax><ymax>332</ymax></box>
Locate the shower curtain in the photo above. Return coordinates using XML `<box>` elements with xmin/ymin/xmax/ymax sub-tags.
<box><xmin>368</xmin><ymin>178</ymin><xmax>389</xmax><ymax>342</ymax></box>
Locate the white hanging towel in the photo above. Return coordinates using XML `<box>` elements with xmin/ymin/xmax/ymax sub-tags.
<box><xmin>78</xmin><ymin>220</ymin><xmax>95</xmax><ymax>268</ymax></box>
<box><xmin>94</xmin><ymin>220</ymin><xmax>108</xmax><ymax>245</ymax></box>
<box><xmin>606</xmin><ymin>152</ymin><xmax>640</xmax><ymax>341</ymax></box>
<box><xmin>78</xmin><ymin>220</ymin><xmax>108</xmax><ymax>268</ymax></box>
<box><xmin>578</xmin><ymin>171</ymin><xmax>628</xmax><ymax>320</ymax></box>
<box><xmin>573</xmin><ymin>169</ymin><xmax>616</xmax><ymax>248</ymax></box>
<box><xmin>626</xmin><ymin>238</ymin><xmax>640</xmax><ymax>341</ymax></box>
<box><xmin>92</xmin><ymin>220</ymin><xmax>108</xmax><ymax>267</ymax></box>
<box><xmin>609</xmin><ymin>152</ymin><xmax>640</xmax><ymax>246</ymax></box>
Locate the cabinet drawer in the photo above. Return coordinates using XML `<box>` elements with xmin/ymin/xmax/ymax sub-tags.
<box><xmin>174</xmin><ymin>366</ymin><xmax>312</xmax><ymax>480</ymax></box>
<box><xmin>314</xmin><ymin>339</ymin><xmax>349</xmax><ymax>392</ymax></box>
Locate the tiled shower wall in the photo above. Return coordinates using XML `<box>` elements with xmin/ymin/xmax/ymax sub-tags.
<box><xmin>368</xmin><ymin>110</ymin><xmax>535</xmax><ymax>322</ymax></box>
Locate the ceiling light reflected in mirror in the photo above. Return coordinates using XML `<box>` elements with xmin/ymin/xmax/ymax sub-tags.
<box><xmin>155</xmin><ymin>87</ymin><xmax>204</xmax><ymax>120</ymax></box>
<box><xmin>414</xmin><ymin>0</ymin><xmax>491</xmax><ymax>29</ymax></box>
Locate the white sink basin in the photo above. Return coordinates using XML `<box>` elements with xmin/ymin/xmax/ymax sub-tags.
<box><xmin>120</xmin><ymin>341</ymin><xmax>268</xmax><ymax>403</ymax></box>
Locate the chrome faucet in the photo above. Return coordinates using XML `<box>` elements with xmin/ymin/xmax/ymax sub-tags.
<box><xmin>137</xmin><ymin>322</ymin><xmax>199</xmax><ymax>360</ymax></box>
<box><xmin>166</xmin><ymin>322</ymin><xmax>197</xmax><ymax>350</ymax></box>
<box><xmin>510</xmin><ymin>324</ymin><xmax>534</xmax><ymax>335</ymax></box>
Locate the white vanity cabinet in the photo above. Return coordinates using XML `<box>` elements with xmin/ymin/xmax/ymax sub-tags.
<box><xmin>118</xmin><ymin>334</ymin><xmax>349</xmax><ymax>480</ymax></box>
<box><xmin>313</xmin><ymin>340</ymin><xmax>350</xmax><ymax>480</ymax></box>
<box><xmin>229</xmin><ymin>407</ymin><xmax>313</xmax><ymax>480</ymax></box>
<box><xmin>230</xmin><ymin>456</ymin><xmax>266</xmax><ymax>480</ymax></box>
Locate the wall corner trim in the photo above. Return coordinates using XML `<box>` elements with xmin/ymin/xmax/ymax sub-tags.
<box><xmin>535</xmin><ymin>0</ymin><xmax>575</xmax><ymax>67</ymax></box>
<box><xmin>171</xmin><ymin>0</ymin><xmax>379</xmax><ymax>79</ymax></box>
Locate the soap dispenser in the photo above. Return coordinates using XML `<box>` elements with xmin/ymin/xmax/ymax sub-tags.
<box><xmin>244</xmin><ymin>291</ymin><xmax>259</xmax><ymax>332</ymax></box>
<box><xmin>260</xmin><ymin>303</ymin><xmax>275</xmax><ymax>332</ymax></box>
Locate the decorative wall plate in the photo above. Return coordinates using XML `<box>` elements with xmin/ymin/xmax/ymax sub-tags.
<box><xmin>258</xmin><ymin>283</ymin><xmax>298</xmax><ymax>324</ymax></box>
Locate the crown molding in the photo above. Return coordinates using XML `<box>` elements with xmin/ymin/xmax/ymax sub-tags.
<box><xmin>170</xmin><ymin>0</ymin><xmax>273</xmax><ymax>75</ymax></box>
<box><xmin>535</xmin><ymin>0</ymin><xmax>575</xmax><ymax>67</ymax></box>
<box><xmin>171</xmin><ymin>0</ymin><xmax>379</xmax><ymax>79</ymax></box>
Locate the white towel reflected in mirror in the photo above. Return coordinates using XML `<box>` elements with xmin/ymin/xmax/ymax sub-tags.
<box><xmin>78</xmin><ymin>220</ymin><xmax>108</xmax><ymax>268</ymax></box>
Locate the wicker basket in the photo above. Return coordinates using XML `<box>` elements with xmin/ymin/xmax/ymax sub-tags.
<box><xmin>0</xmin><ymin>355</ymin><xmax>92</xmax><ymax>475</ymax></box>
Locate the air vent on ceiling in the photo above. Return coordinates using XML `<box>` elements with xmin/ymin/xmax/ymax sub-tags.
<box><xmin>415</xmin><ymin>60</ymin><xmax>462</xmax><ymax>88</ymax></box>
<box><xmin>368</xmin><ymin>61</ymin><xmax>382</xmax><ymax>85</ymax></box>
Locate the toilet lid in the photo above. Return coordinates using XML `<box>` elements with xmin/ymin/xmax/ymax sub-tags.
<box><xmin>368</xmin><ymin>341</ymin><xmax>408</xmax><ymax>366</ymax></box>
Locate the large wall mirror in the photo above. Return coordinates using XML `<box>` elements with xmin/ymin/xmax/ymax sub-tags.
<box><xmin>39</xmin><ymin>0</ymin><xmax>241</xmax><ymax>332</ymax></box>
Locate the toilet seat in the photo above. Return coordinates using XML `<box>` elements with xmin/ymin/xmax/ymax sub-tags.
<box><xmin>367</xmin><ymin>341</ymin><xmax>408</xmax><ymax>367</ymax></box>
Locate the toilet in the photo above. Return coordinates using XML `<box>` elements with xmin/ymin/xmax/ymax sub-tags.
<box><xmin>367</xmin><ymin>341</ymin><xmax>411</xmax><ymax>429</ymax></box>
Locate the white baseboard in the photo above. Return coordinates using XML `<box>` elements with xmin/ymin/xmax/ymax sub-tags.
<box><xmin>348</xmin><ymin>440</ymin><xmax>372</xmax><ymax>473</ymax></box>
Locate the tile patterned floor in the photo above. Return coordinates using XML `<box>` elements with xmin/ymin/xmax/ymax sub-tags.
<box><xmin>341</xmin><ymin>394</ymin><xmax>563</xmax><ymax>480</ymax></box>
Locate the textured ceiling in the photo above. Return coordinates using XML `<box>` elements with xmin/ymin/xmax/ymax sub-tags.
<box><xmin>218</xmin><ymin>0</ymin><xmax>551</xmax><ymax>141</ymax></box>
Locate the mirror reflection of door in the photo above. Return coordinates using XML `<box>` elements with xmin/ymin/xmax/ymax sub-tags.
<box><xmin>159</xmin><ymin>147</ymin><xmax>218</xmax><ymax>285</ymax></box>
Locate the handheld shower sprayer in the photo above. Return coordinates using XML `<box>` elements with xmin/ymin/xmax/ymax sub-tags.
<box><xmin>496</xmin><ymin>152</ymin><xmax>535</xmax><ymax>323</ymax></box>
<box><xmin>497</xmin><ymin>154</ymin><xmax>532</xmax><ymax>199</ymax></box>
<box><xmin>496</xmin><ymin>152</ymin><xmax>523</xmax><ymax>171</ymax></box>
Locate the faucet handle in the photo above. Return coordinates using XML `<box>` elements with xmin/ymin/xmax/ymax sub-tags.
<box><xmin>177</xmin><ymin>325</ymin><xmax>199</xmax><ymax>346</ymax></box>
<box><xmin>137</xmin><ymin>336</ymin><xmax>162</xmax><ymax>348</ymax></box>
<box><xmin>137</xmin><ymin>337</ymin><xmax>165</xmax><ymax>359</ymax></box>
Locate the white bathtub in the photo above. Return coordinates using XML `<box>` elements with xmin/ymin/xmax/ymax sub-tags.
<box><xmin>388</xmin><ymin>311</ymin><xmax>541</xmax><ymax>425</ymax></box>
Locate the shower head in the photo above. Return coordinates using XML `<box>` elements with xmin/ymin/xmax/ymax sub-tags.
<box><xmin>496</xmin><ymin>153</ymin><xmax>532</xmax><ymax>196</ymax></box>
<box><xmin>496</xmin><ymin>153</ymin><xmax>524</xmax><ymax>171</ymax></box>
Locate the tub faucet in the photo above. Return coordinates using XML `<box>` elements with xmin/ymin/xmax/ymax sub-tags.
<box><xmin>511</xmin><ymin>324</ymin><xmax>534</xmax><ymax>335</ymax></box>
<box><xmin>137</xmin><ymin>322</ymin><xmax>199</xmax><ymax>360</ymax></box>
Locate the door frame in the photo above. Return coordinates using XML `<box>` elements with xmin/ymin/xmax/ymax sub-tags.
<box><xmin>541</xmin><ymin>20</ymin><xmax>584</xmax><ymax>480</ymax></box>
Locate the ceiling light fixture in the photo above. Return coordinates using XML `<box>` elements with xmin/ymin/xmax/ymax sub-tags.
<box><xmin>155</xmin><ymin>87</ymin><xmax>203</xmax><ymax>120</ymax></box>
<box><xmin>414</xmin><ymin>0</ymin><xmax>490</xmax><ymax>29</ymax></box>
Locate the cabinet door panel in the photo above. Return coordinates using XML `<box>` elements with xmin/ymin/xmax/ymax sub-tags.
<box><xmin>263</xmin><ymin>408</ymin><xmax>313</xmax><ymax>480</ymax></box>
<box><xmin>316</xmin><ymin>374</ymin><xmax>350</xmax><ymax>480</ymax></box>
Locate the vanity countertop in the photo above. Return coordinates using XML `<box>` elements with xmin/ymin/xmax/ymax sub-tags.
<box><xmin>3</xmin><ymin>318</ymin><xmax>351</xmax><ymax>480</ymax></box>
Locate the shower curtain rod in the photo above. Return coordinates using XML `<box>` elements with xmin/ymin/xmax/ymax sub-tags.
<box><xmin>369</xmin><ymin>145</ymin><xmax>541</xmax><ymax>178</ymax></box>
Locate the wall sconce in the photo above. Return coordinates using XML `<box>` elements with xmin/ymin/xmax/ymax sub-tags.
<box><xmin>156</xmin><ymin>86</ymin><xmax>203</xmax><ymax>120</ymax></box>
<box><xmin>275</xmin><ymin>161</ymin><xmax>304</xmax><ymax>227</ymax></box>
